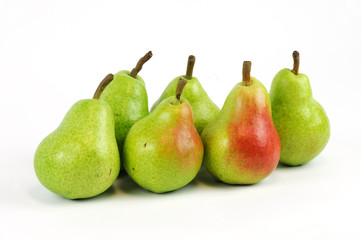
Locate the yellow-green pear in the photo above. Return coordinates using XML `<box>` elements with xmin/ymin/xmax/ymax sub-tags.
<box><xmin>270</xmin><ymin>51</ymin><xmax>330</xmax><ymax>166</ymax></box>
<box><xmin>34</xmin><ymin>74</ymin><xmax>120</xmax><ymax>199</ymax></box>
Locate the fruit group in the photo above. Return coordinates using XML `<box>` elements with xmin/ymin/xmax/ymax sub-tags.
<box><xmin>34</xmin><ymin>74</ymin><xmax>120</xmax><ymax>199</ymax></box>
<box><xmin>99</xmin><ymin>51</ymin><xmax>152</xmax><ymax>154</ymax></box>
<box><xmin>151</xmin><ymin>55</ymin><xmax>219</xmax><ymax>134</ymax></box>
<box><xmin>201</xmin><ymin>61</ymin><xmax>281</xmax><ymax>184</ymax></box>
<box><xmin>270</xmin><ymin>51</ymin><xmax>330</xmax><ymax>166</ymax></box>
<box><xmin>123</xmin><ymin>78</ymin><xmax>204</xmax><ymax>193</ymax></box>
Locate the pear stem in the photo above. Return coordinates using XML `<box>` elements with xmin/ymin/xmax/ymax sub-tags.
<box><xmin>93</xmin><ymin>74</ymin><xmax>114</xmax><ymax>99</ymax></box>
<box><xmin>292</xmin><ymin>51</ymin><xmax>300</xmax><ymax>75</ymax></box>
<box><xmin>130</xmin><ymin>51</ymin><xmax>153</xmax><ymax>78</ymax></box>
<box><xmin>185</xmin><ymin>55</ymin><xmax>196</xmax><ymax>79</ymax></box>
<box><xmin>176</xmin><ymin>78</ymin><xmax>188</xmax><ymax>101</ymax></box>
<box><xmin>242</xmin><ymin>61</ymin><xmax>252</xmax><ymax>86</ymax></box>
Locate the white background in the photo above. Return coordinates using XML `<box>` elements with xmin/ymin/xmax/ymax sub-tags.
<box><xmin>1</xmin><ymin>0</ymin><xmax>361</xmax><ymax>239</ymax></box>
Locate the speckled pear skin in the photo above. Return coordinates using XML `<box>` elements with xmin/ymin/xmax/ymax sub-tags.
<box><xmin>99</xmin><ymin>70</ymin><xmax>149</xmax><ymax>154</ymax></box>
<box><xmin>151</xmin><ymin>76</ymin><xmax>220</xmax><ymax>134</ymax></box>
<box><xmin>123</xmin><ymin>97</ymin><xmax>204</xmax><ymax>193</ymax></box>
<box><xmin>34</xmin><ymin>99</ymin><xmax>120</xmax><ymax>199</ymax></box>
<box><xmin>201</xmin><ymin>78</ymin><xmax>281</xmax><ymax>184</ymax></box>
<box><xmin>270</xmin><ymin>69</ymin><xmax>330</xmax><ymax>166</ymax></box>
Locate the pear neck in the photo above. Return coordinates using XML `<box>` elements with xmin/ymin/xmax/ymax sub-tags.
<box><xmin>273</xmin><ymin>77</ymin><xmax>313</xmax><ymax>105</ymax></box>
<box><xmin>170</xmin><ymin>97</ymin><xmax>182</xmax><ymax>106</ymax></box>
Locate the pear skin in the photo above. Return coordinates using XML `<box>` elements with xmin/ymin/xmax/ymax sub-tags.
<box><xmin>34</xmin><ymin>75</ymin><xmax>120</xmax><ymax>199</ymax></box>
<box><xmin>99</xmin><ymin>51</ymin><xmax>152</xmax><ymax>153</ymax></box>
<box><xmin>151</xmin><ymin>56</ymin><xmax>219</xmax><ymax>134</ymax></box>
<box><xmin>123</xmin><ymin>78</ymin><xmax>204</xmax><ymax>193</ymax></box>
<box><xmin>270</xmin><ymin>51</ymin><xmax>330</xmax><ymax>166</ymax></box>
<box><xmin>201</xmin><ymin>62</ymin><xmax>281</xmax><ymax>184</ymax></box>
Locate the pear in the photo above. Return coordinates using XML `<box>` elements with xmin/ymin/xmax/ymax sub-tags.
<box><xmin>34</xmin><ymin>74</ymin><xmax>120</xmax><ymax>199</ymax></box>
<box><xmin>123</xmin><ymin>78</ymin><xmax>204</xmax><ymax>193</ymax></box>
<box><xmin>201</xmin><ymin>61</ymin><xmax>281</xmax><ymax>184</ymax></box>
<box><xmin>151</xmin><ymin>55</ymin><xmax>219</xmax><ymax>134</ymax></box>
<box><xmin>99</xmin><ymin>51</ymin><xmax>152</xmax><ymax>154</ymax></box>
<box><xmin>270</xmin><ymin>51</ymin><xmax>330</xmax><ymax>166</ymax></box>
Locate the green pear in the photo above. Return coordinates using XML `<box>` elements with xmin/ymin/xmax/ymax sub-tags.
<box><xmin>270</xmin><ymin>51</ymin><xmax>330</xmax><ymax>166</ymax></box>
<box><xmin>34</xmin><ymin>74</ymin><xmax>120</xmax><ymax>199</ymax></box>
<box><xmin>201</xmin><ymin>61</ymin><xmax>281</xmax><ymax>184</ymax></box>
<box><xmin>99</xmin><ymin>51</ymin><xmax>152</xmax><ymax>155</ymax></box>
<box><xmin>123</xmin><ymin>78</ymin><xmax>204</xmax><ymax>193</ymax></box>
<box><xmin>151</xmin><ymin>55</ymin><xmax>219</xmax><ymax>134</ymax></box>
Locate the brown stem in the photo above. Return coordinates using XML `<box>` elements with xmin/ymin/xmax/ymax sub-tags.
<box><xmin>130</xmin><ymin>51</ymin><xmax>153</xmax><ymax>78</ymax></box>
<box><xmin>185</xmin><ymin>55</ymin><xmax>196</xmax><ymax>79</ymax></box>
<box><xmin>93</xmin><ymin>74</ymin><xmax>114</xmax><ymax>99</ymax></box>
<box><xmin>242</xmin><ymin>61</ymin><xmax>252</xmax><ymax>86</ymax></box>
<box><xmin>292</xmin><ymin>51</ymin><xmax>300</xmax><ymax>75</ymax></box>
<box><xmin>176</xmin><ymin>78</ymin><xmax>188</xmax><ymax>100</ymax></box>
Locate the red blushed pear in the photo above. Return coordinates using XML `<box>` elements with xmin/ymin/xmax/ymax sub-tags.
<box><xmin>201</xmin><ymin>61</ymin><xmax>281</xmax><ymax>184</ymax></box>
<box><xmin>122</xmin><ymin>78</ymin><xmax>203</xmax><ymax>193</ymax></box>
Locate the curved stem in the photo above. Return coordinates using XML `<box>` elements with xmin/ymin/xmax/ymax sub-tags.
<box><xmin>130</xmin><ymin>51</ymin><xmax>153</xmax><ymax>78</ymax></box>
<box><xmin>176</xmin><ymin>78</ymin><xmax>188</xmax><ymax>100</ymax></box>
<box><xmin>242</xmin><ymin>61</ymin><xmax>252</xmax><ymax>86</ymax></box>
<box><xmin>292</xmin><ymin>51</ymin><xmax>300</xmax><ymax>75</ymax></box>
<box><xmin>185</xmin><ymin>55</ymin><xmax>196</xmax><ymax>79</ymax></box>
<box><xmin>93</xmin><ymin>74</ymin><xmax>114</xmax><ymax>99</ymax></box>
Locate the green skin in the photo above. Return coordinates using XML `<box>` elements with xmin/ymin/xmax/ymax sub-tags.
<box><xmin>34</xmin><ymin>99</ymin><xmax>120</xmax><ymax>199</ymax></box>
<box><xmin>151</xmin><ymin>76</ymin><xmax>220</xmax><ymax>134</ymax></box>
<box><xmin>123</xmin><ymin>97</ymin><xmax>204</xmax><ymax>193</ymax></box>
<box><xmin>270</xmin><ymin>69</ymin><xmax>330</xmax><ymax>166</ymax></box>
<box><xmin>201</xmin><ymin>78</ymin><xmax>280</xmax><ymax>184</ymax></box>
<box><xmin>99</xmin><ymin>70</ymin><xmax>149</xmax><ymax>156</ymax></box>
